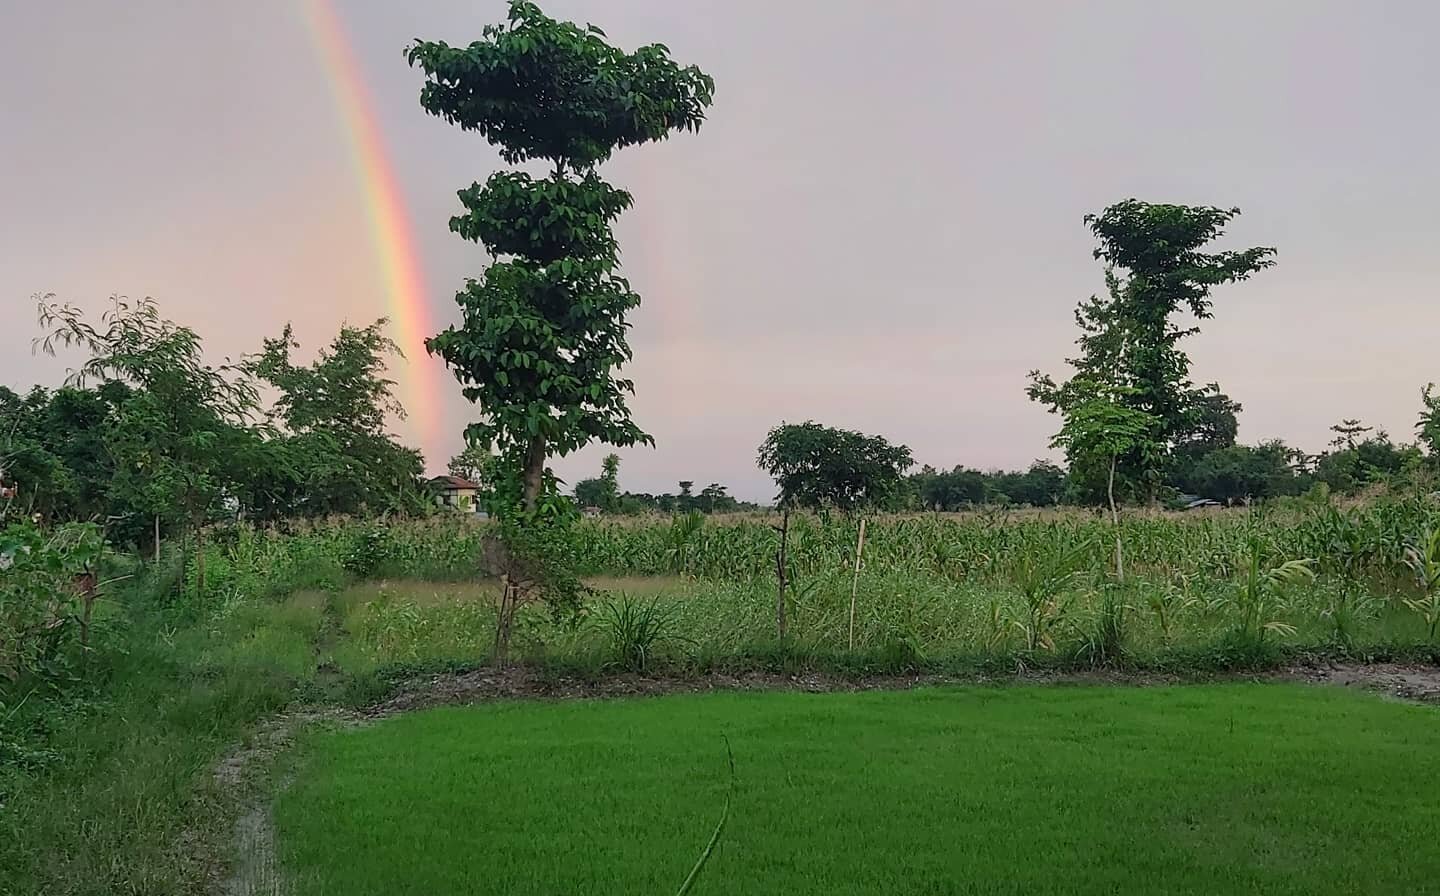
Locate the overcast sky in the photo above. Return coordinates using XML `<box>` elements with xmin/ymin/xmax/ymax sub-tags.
<box><xmin>4</xmin><ymin>1</ymin><xmax>1438</xmax><ymax>500</ymax></box>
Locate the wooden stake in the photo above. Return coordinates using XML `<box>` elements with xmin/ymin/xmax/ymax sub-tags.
<box><xmin>775</xmin><ymin>509</ymin><xmax>790</xmax><ymax>641</ymax></box>
<box><xmin>848</xmin><ymin>517</ymin><xmax>867</xmax><ymax>651</ymax></box>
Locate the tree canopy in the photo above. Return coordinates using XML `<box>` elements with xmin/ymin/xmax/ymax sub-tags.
<box><xmin>757</xmin><ymin>422</ymin><xmax>913</xmax><ymax>513</ymax></box>
<box><xmin>1029</xmin><ymin>200</ymin><xmax>1274</xmax><ymax>500</ymax></box>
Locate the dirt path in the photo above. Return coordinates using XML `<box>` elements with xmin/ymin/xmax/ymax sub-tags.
<box><xmin>209</xmin><ymin>660</ymin><xmax>1440</xmax><ymax>894</ymax></box>
<box><xmin>1281</xmin><ymin>660</ymin><xmax>1440</xmax><ymax>703</ymax></box>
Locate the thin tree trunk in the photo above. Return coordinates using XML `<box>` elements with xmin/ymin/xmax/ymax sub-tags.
<box><xmin>521</xmin><ymin>436</ymin><xmax>546</xmax><ymax>511</ymax></box>
<box><xmin>775</xmin><ymin>509</ymin><xmax>790</xmax><ymax>642</ymax></box>
<box><xmin>153</xmin><ymin>515</ymin><xmax>161</xmax><ymax>564</ymax></box>
<box><xmin>1108</xmin><ymin>454</ymin><xmax>1124</xmax><ymax>584</ymax></box>
<box><xmin>494</xmin><ymin>574</ymin><xmax>516</xmax><ymax>663</ymax></box>
<box><xmin>848</xmin><ymin>517</ymin><xmax>867</xmax><ymax>651</ymax></box>
<box><xmin>195</xmin><ymin>523</ymin><xmax>206</xmax><ymax>604</ymax></box>
<box><xmin>76</xmin><ymin>571</ymin><xmax>97</xmax><ymax>649</ymax></box>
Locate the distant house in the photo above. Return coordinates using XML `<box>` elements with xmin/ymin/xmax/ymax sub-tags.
<box><xmin>581</xmin><ymin>505</ymin><xmax>602</xmax><ymax>519</ymax></box>
<box><xmin>430</xmin><ymin>475</ymin><xmax>481</xmax><ymax>513</ymax></box>
<box><xmin>1175</xmin><ymin>493</ymin><xmax>1222</xmax><ymax>511</ymax></box>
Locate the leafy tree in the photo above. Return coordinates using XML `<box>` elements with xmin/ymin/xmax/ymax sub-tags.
<box><xmin>573</xmin><ymin>453</ymin><xmax>622</xmax><ymax>511</ymax></box>
<box><xmin>1175</xmin><ymin>441</ymin><xmax>1302</xmax><ymax>503</ymax></box>
<box><xmin>695</xmin><ymin>483</ymin><xmax>738</xmax><ymax>514</ymax></box>
<box><xmin>991</xmin><ymin>461</ymin><xmax>1067</xmax><ymax>508</ymax></box>
<box><xmin>1173</xmin><ymin>386</ymin><xmax>1241</xmax><ymax>461</ymax></box>
<box><xmin>409</xmin><ymin>1</ymin><xmax>715</xmax><ymax>512</ymax></box>
<box><xmin>409</xmin><ymin>2</ymin><xmax>713</xmax><ymax>660</ymax></box>
<box><xmin>909</xmin><ymin>465</ymin><xmax>986</xmax><ymax>511</ymax></box>
<box><xmin>36</xmin><ymin>296</ymin><xmax>258</xmax><ymax>554</ymax></box>
<box><xmin>448</xmin><ymin>444</ymin><xmax>493</xmax><ymax>484</ymax></box>
<box><xmin>1421</xmin><ymin>384</ymin><xmax>1440</xmax><ymax>462</ymax></box>
<box><xmin>572</xmin><ymin>477</ymin><xmax>607</xmax><ymax>510</ymax></box>
<box><xmin>1048</xmin><ymin>381</ymin><xmax>1162</xmax><ymax>582</ymax></box>
<box><xmin>758</xmin><ymin>422</ymin><xmax>914</xmax><ymax>515</ymax></box>
<box><xmin>1029</xmin><ymin>200</ymin><xmax>1275</xmax><ymax>500</ymax></box>
<box><xmin>1314</xmin><ymin>429</ymin><xmax>1420</xmax><ymax>494</ymax></box>
<box><xmin>1329</xmin><ymin>418</ymin><xmax>1373</xmax><ymax>451</ymax></box>
<box><xmin>757</xmin><ymin>422</ymin><xmax>913</xmax><ymax>640</ymax></box>
<box><xmin>246</xmin><ymin>320</ymin><xmax>426</xmax><ymax>518</ymax></box>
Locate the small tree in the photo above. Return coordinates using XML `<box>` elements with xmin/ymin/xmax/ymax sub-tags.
<box><xmin>757</xmin><ymin>421</ymin><xmax>913</xmax><ymax>640</ymax></box>
<box><xmin>448</xmin><ymin>443</ymin><xmax>493</xmax><ymax>485</ymax></box>
<box><xmin>573</xmin><ymin>452</ymin><xmax>620</xmax><ymax>511</ymax></box>
<box><xmin>1418</xmin><ymin>385</ymin><xmax>1440</xmax><ymax>462</ymax></box>
<box><xmin>1047</xmin><ymin>382</ymin><xmax>1161</xmax><ymax>583</ymax></box>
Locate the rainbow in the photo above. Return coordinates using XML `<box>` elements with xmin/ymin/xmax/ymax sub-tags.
<box><xmin>301</xmin><ymin>0</ymin><xmax>441</xmax><ymax>462</ymax></box>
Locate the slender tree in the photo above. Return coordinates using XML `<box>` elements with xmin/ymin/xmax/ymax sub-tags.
<box><xmin>1047</xmin><ymin>382</ymin><xmax>1161</xmax><ymax>583</ymax></box>
<box><xmin>409</xmin><ymin>1</ymin><xmax>715</xmax><ymax>513</ymax></box>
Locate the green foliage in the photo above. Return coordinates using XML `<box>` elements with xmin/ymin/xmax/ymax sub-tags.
<box><xmin>1173</xmin><ymin>441</ymin><xmax>1304</xmax><ymax>503</ymax></box>
<box><xmin>1224</xmin><ymin>541</ymin><xmax>1315</xmax><ymax>645</ymax></box>
<box><xmin>757</xmin><ymin>421</ymin><xmax>913</xmax><ymax>513</ymax></box>
<box><xmin>1006</xmin><ymin>536</ymin><xmax>1092</xmax><ymax>651</ymax></box>
<box><xmin>1047</xmin><ymin>380</ymin><xmax>1163</xmax><ymax>508</ymax></box>
<box><xmin>244</xmin><ymin>319</ymin><xmax>427</xmax><ymax>518</ymax></box>
<box><xmin>664</xmin><ymin>511</ymin><xmax>706</xmax><ymax>575</ymax></box>
<box><xmin>407</xmin><ymin>1</ymin><xmax>714</xmax><ymax>168</ymax></box>
<box><xmin>37</xmin><ymin>295</ymin><xmax>260</xmax><ymax>539</ymax></box>
<box><xmin>0</xmin><ymin>521</ymin><xmax>104</xmax><ymax>691</ymax></box>
<box><xmin>1029</xmin><ymin>200</ymin><xmax>1275</xmax><ymax>498</ymax></box>
<box><xmin>1401</xmin><ymin>527</ymin><xmax>1440</xmax><ymax>642</ymax></box>
<box><xmin>411</xmin><ymin>0</ymin><xmax>715</xmax><ymax>509</ymax></box>
<box><xmin>596</xmin><ymin>594</ymin><xmax>682</xmax><ymax>672</ymax></box>
<box><xmin>1419</xmin><ymin>384</ymin><xmax>1440</xmax><ymax>460</ymax></box>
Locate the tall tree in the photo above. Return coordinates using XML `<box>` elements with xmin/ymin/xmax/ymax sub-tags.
<box><xmin>409</xmin><ymin>1</ymin><xmax>715</xmax><ymax>512</ymax></box>
<box><xmin>247</xmin><ymin>320</ymin><xmax>425</xmax><ymax>517</ymax></box>
<box><xmin>1028</xmin><ymin>200</ymin><xmax>1275</xmax><ymax>498</ymax></box>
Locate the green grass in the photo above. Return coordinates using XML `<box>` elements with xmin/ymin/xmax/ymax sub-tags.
<box><xmin>276</xmin><ymin>684</ymin><xmax>1440</xmax><ymax>895</ymax></box>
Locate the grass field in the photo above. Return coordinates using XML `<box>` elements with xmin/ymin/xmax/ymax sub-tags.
<box><xmin>276</xmin><ymin>684</ymin><xmax>1440</xmax><ymax>895</ymax></box>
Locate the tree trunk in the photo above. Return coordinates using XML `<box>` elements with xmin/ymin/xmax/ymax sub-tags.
<box><xmin>848</xmin><ymin>517</ymin><xmax>867</xmax><ymax>651</ymax></box>
<box><xmin>1108</xmin><ymin>454</ymin><xmax>1125</xmax><ymax>584</ymax></box>
<box><xmin>494</xmin><ymin>574</ymin><xmax>518</xmax><ymax>664</ymax></box>
<box><xmin>195</xmin><ymin>523</ymin><xmax>207</xmax><ymax>604</ymax></box>
<box><xmin>76</xmin><ymin>571</ymin><xmax>98</xmax><ymax>649</ymax></box>
<box><xmin>775</xmin><ymin>509</ymin><xmax>790</xmax><ymax>641</ymax></box>
<box><xmin>521</xmin><ymin>436</ymin><xmax>546</xmax><ymax>511</ymax></box>
<box><xmin>153</xmin><ymin>515</ymin><xmax>161</xmax><ymax>564</ymax></box>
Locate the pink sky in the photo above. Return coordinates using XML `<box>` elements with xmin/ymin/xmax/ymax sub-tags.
<box><xmin>4</xmin><ymin>1</ymin><xmax>1438</xmax><ymax>500</ymax></box>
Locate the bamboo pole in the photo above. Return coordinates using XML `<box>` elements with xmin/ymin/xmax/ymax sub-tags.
<box><xmin>847</xmin><ymin>517</ymin><xmax>867</xmax><ymax>651</ymax></box>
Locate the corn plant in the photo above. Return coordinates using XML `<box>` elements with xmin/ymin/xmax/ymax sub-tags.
<box><xmin>1145</xmin><ymin>576</ymin><xmax>1198</xmax><ymax>644</ymax></box>
<box><xmin>1221</xmin><ymin>540</ymin><xmax>1315</xmax><ymax>645</ymax></box>
<box><xmin>664</xmin><ymin>512</ymin><xmax>706</xmax><ymax>577</ymax></box>
<box><xmin>1402</xmin><ymin>528</ymin><xmax>1440</xmax><ymax>642</ymax></box>
<box><xmin>1007</xmin><ymin>537</ymin><xmax>1092</xmax><ymax>651</ymax></box>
